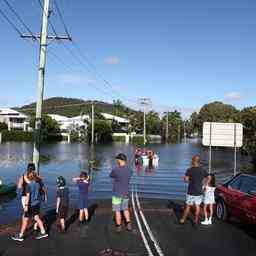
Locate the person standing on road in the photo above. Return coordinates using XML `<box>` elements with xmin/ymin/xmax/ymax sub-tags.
<box><xmin>180</xmin><ymin>155</ymin><xmax>210</xmax><ymax>226</ymax></box>
<box><xmin>12</xmin><ymin>169</ymin><xmax>48</xmax><ymax>241</ymax></box>
<box><xmin>201</xmin><ymin>174</ymin><xmax>216</xmax><ymax>225</ymax></box>
<box><xmin>56</xmin><ymin>176</ymin><xmax>69</xmax><ymax>233</ymax></box>
<box><xmin>17</xmin><ymin>163</ymin><xmax>47</xmax><ymax>235</ymax></box>
<box><xmin>110</xmin><ymin>153</ymin><xmax>132</xmax><ymax>233</ymax></box>
<box><xmin>72</xmin><ymin>171</ymin><xmax>90</xmax><ymax>226</ymax></box>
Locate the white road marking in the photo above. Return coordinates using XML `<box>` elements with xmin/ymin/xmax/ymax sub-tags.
<box><xmin>131</xmin><ymin>186</ymin><xmax>154</xmax><ymax>256</ymax></box>
<box><xmin>135</xmin><ymin>186</ymin><xmax>165</xmax><ymax>256</ymax></box>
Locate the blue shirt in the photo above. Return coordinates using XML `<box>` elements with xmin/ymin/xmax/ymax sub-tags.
<box><xmin>77</xmin><ymin>180</ymin><xmax>89</xmax><ymax>199</ymax></box>
<box><xmin>26</xmin><ymin>180</ymin><xmax>40</xmax><ymax>206</ymax></box>
<box><xmin>110</xmin><ymin>166</ymin><xmax>132</xmax><ymax>197</ymax></box>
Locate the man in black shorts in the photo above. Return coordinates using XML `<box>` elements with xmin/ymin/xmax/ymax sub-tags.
<box><xmin>180</xmin><ymin>155</ymin><xmax>210</xmax><ymax>226</ymax></box>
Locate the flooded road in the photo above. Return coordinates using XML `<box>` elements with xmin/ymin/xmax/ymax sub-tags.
<box><xmin>0</xmin><ymin>139</ymin><xmax>249</xmax><ymax>224</ymax></box>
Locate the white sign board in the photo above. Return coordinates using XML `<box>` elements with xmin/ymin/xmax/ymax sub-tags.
<box><xmin>202</xmin><ymin>122</ymin><xmax>243</xmax><ymax>147</ymax></box>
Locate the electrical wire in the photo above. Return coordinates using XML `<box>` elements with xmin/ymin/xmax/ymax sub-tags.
<box><xmin>0</xmin><ymin>7</ymin><xmax>23</xmax><ymax>36</ymax></box>
<box><xmin>53</xmin><ymin>0</ymin><xmax>71</xmax><ymax>38</ymax></box>
<box><xmin>3</xmin><ymin>0</ymin><xmax>36</xmax><ymax>39</ymax></box>
<box><xmin>50</xmin><ymin>0</ymin><xmax>137</xmax><ymax>104</ymax></box>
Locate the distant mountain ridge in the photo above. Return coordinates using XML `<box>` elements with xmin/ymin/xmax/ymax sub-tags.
<box><xmin>17</xmin><ymin>97</ymin><xmax>136</xmax><ymax>117</ymax></box>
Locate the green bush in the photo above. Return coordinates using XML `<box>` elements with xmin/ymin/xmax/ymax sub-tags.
<box><xmin>0</xmin><ymin>122</ymin><xmax>8</xmax><ymax>131</ymax></box>
<box><xmin>1</xmin><ymin>130</ymin><xmax>33</xmax><ymax>142</ymax></box>
<box><xmin>131</xmin><ymin>136</ymin><xmax>145</xmax><ymax>145</ymax></box>
<box><xmin>112</xmin><ymin>136</ymin><xmax>126</xmax><ymax>142</ymax></box>
<box><xmin>88</xmin><ymin>120</ymin><xmax>113</xmax><ymax>143</ymax></box>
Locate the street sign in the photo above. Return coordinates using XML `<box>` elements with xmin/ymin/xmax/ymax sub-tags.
<box><xmin>203</xmin><ymin>122</ymin><xmax>243</xmax><ymax>148</ymax></box>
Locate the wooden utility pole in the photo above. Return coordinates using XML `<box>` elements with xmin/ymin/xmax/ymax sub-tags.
<box><xmin>91</xmin><ymin>101</ymin><xmax>95</xmax><ymax>144</ymax></box>
<box><xmin>22</xmin><ymin>0</ymin><xmax>71</xmax><ymax>173</ymax></box>
<box><xmin>139</xmin><ymin>98</ymin><xmax>151</xmax><ymax>145</ymax></box>
<box><xmin>166</xmin><ymin>111</ymin><xmax>169</xmax><ymax>143</ymax></box>
<box><xmin>32</xmin><ymin>0</ymin><xmax>50</xmax><ymax>173</ymax></box>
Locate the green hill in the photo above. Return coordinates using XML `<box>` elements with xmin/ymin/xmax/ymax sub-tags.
<box><xmin>17</xmin><ymin>97</ymin><xmax>136</xmax><ymax>118</ymax></box>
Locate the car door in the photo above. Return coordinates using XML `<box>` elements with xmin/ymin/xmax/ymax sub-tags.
<box><xmin>225</xmin><ymin>176</ymin><xmax>245</xmax><ymax>218</ymax></box>
<box><xmin>238</xmin><ymin>176</ymin><xmax>256</xmax><ymax>224</ymax></box>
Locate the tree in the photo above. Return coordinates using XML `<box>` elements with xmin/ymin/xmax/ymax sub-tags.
<box><xmin>0</xmin><ymin>122</ymin><xmax>8</xmax><ymax>131</ymax></box>
<box><xmin>30</xmin><ymin>114</ymin><xmax>61</xmax><ymax>141</ymax></box>
<box><xmin>197</xmin><ymin>102</ymin><xmax>238</xmax><ymax>133</ymax></box>
<box><xmin>146</xmin><ymin>111</ymin><xmax>161</xmax><ymax>135</ymax></box>
<box><xmin>189</xmin><ymin>112</ymin><xmax>200</xmax><ymax>135</ymax></box>
<box><xmin>238</xmin><ymin>107</ymin><xmax>256</xmax><ymax>166</ymax></box>
<box><xmin>113</xmin><ymin>99</ymin><xmax>126</xmax><ymax>117</ymax></box>
<box><xmin>88</xmin><ymin>120</ymin><xmax>112</xmax><ymax>143</ymax></box>
<box><xmin>162</xmin><ymin>110</ymin><xmax>183</xmax><ymax>142</ymax></box>
<box><xmin>128</xmin><ymin>111</ymin><xmax>144</xmax><ymax>133</ymax></box>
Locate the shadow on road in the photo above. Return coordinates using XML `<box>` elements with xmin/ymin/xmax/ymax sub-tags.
<box><xmin>66</xmin><ymin>203</ymin><xmax>99</xmax><ymax>231</ymax></box>
<box><xmin>43</xmin><ymin>209</ymin><xmax>57</xmax><ymax>233</ymax></box>
<box><xmin>228</xmin><ymin>220</ymin><xmax>256</xmax><ymax>240</ymax></box>
<box><xmin>168</xmin><ymin>200</ymin><xmax>183</xmax><ymax>222</ymax></box>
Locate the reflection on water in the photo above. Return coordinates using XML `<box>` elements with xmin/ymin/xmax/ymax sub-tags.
<box><xmin>0</xmin><ymin>139</ymin><xmax>250</xmax><ymax>225</ymax></box>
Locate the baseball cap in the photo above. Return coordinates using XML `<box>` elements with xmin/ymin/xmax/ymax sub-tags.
<box><xmin>115</xmin><ymin>153</ymin><xmax>127</xmax><ymax>161</ymax></box>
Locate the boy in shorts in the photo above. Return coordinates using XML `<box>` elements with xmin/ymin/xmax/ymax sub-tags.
<box><xmin>72</xmin><ymin>172</ymin><xmax>90</xmax><ymax>225</ymax></box>
<box><xmin>56</xmin><ymin>176</ymin><xmax>69</xmax><ymax>232</ymax></box>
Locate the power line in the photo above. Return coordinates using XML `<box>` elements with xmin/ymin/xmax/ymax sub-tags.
<box><xmin>0</xmin><ymin>7</ymin><xmax>23</xmax><ymax>36</ymax></box>
<box><xmin>60</xmin><ymin>42</ymin><xmax>119</xmax><ymax>98</ymax></box>
<box><xmin>71</xmin><ymin>41</ymin><xmax>137</xmax><ymax>104</ymax></box>
<box><xmin>53</xmin><ymin>0</ymin><xmax>71</xmax><ymax>38</ymax></box>
<box><xmin>1</xmin><ymin>0</ymin><xmax>137</xmax><ymax>106</ymax></box>
<box><xmin>3</xmin><ymin>0</ymin><xmax>36</xmax><ymax>40</ymax></box>
<box><xmin>46</xmin><ymin>0</ymin><xmax>137</xmax><ymax>104</ymax></box>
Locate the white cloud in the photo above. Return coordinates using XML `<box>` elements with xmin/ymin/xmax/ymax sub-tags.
<box><xmin>104</xmin><ymin>56</ymin><xmax>120</xmax><ymax>65</ymax></box>
<box><xmin>57</xmin><ymin>73</ymin><xmax>96</xmax><ymax>86</ymax></box>
<box><xmin>224</xmin><ymin>92</ymin><xmax>242</xmax><ymax>102</ymax></box>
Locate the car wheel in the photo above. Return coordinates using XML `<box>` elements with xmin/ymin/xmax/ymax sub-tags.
<box><xmin>216</xmin><ymin>200</ymin><xmax>228</xmax><ymax>221</ymax></box>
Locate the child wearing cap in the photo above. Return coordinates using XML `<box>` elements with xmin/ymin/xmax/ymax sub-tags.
<box><xmin>72</xmin><ymin>172</ymin><xmax>90</xmax><ymax>226</ymax></box>
<box><xmin>56</xmin><ymin>176</ymin><xmax>69</xmax><ymax>233</ymax></box>
<box><xmin>110</xmin><ymin>153</ymin><xmax>132</xmax><ymax>232</ymax></box>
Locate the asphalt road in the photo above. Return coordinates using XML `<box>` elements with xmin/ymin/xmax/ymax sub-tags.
<box><xmin>0</xmin><ymin>199</ymin><xmax>255</xmax><ymax>256</ymax></box>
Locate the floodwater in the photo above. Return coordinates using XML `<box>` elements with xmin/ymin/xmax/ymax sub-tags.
<box><xmin>0</xmin><ymin>139</ymin><xmax>249</xmax><ymax>225</ymax></box>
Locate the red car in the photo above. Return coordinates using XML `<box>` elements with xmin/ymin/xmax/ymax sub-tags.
<box><xmin>215</xmin><ymin>173</ymin><xmax>256</xmax><ymax>224</ymax></box>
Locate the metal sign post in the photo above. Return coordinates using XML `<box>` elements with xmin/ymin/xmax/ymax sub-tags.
<box><xmin>234</xmin><ymin>124</ymin><xmax>237</xmax><ymax>176</ymax></box>
<box><xmin>209</xmin><ymin>122</ymin><xmax>212</xmax><ymax>174</ymax></box>
<box><xmin>202</xmin><ymin>122</ymin><xmax>243</xmax><ymax>176</ymax></box>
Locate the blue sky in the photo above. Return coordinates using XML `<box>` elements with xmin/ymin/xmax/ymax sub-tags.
<box><xmin>0</xmin><ymin>0</ymin><xmax>256</xmax><ymax>116</ymax></box>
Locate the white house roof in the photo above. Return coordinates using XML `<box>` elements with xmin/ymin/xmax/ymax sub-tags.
<box><xmin>48</xmin><ymin>114</ymin><xmax>70</xmax><ymax>122</ymax></box>
<box><xmin>101</xmin><ymin>113</ymin><xmax>130</xmax><ymax>123</ymax></box>
<box><xmin>71</xmin><ymin>115</ymin><xmax>90</xmax><ymax>121</ymax></box>
<box><xmin>48</xmin><ymin>114</ymin><xmax>87</xmax><ymax>130</ymax></box>
<box><xmin>0</xmin><ymin>108</ymin><xmax>27</xmax><ymax>118</ymax></box>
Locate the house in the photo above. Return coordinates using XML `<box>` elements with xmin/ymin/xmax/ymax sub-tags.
<box><xmin>48</xmin><ymin>114</ymin><xmax>89</xmax><ymax>133</ymax></box>
<box><xmin>101</xmin><ymin>113</ymin><xmax>130</xmax><ymax>132</ymax></box>
<box><xmin>0</xmin><ymin>108</ymin><xmax>29</xmax><ymax>131</ymax></box>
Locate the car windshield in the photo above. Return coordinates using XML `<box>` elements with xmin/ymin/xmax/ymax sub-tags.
<box><xmin>228</xmin><ymin>176</ymin><xmax>242</xmax><ymax>190</ymax></box>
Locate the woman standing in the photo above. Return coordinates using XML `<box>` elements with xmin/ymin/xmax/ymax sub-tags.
<box><xmin>12</xmin><ymin>168</ymin><xmax>48</xmax><ymax>241</ymax></box>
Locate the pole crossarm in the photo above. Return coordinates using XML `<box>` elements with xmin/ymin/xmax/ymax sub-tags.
<box><xmin>21</xmin><ymin>34</ymin><xmax>72</xmax><ymax>41</ymax></box>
